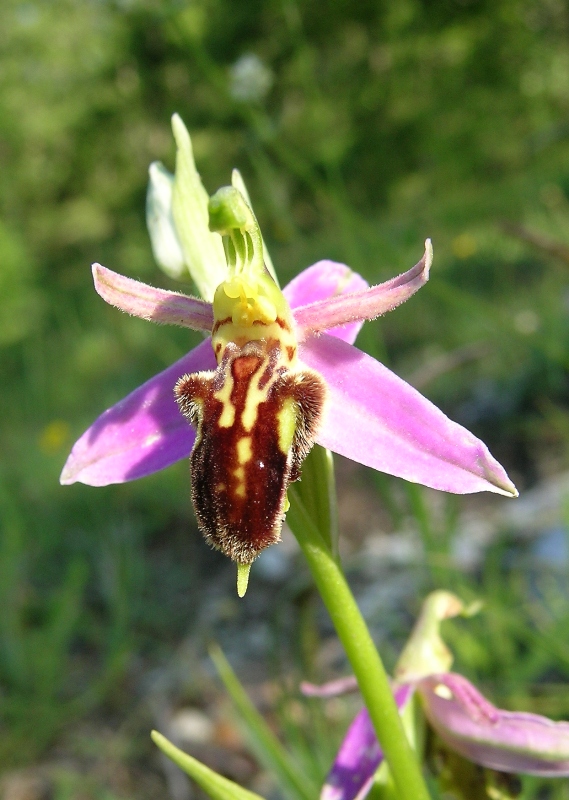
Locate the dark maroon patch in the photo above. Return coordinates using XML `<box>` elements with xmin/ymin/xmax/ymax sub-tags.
<box><xmin>175</xmin><ymin>341</ymin><xmax>326</xmax><ymax>563</ymax></box>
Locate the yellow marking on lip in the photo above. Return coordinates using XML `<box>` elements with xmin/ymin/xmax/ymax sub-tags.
<box><xmin>214</xmin><ymin>373</ymin><xmax>235</xmax><ymax>428</ymax></box>
<box><xmin>241</xmin><ymin>361</ymin><xmax>274</xmax><ymax>432</ymax></box>
<box><xmin>237</xmin><ymin>437</ymin><xmax>252</xmax><ymax>464</ymax></box>
<box><xmin>233</xmin><ymin>463</ymin><xmax>247</xmax><ymax>498</ymax></box>
<box><xmin>277</xmin><ymin>397</ymin><xmax>297</xmax><ymax>454</ymax></box>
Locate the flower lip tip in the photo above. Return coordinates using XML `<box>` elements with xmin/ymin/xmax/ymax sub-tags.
<box><xmin>236</xmin><ymin>562</ymin><xmax>251</xmax><ymax>598</ymax></box>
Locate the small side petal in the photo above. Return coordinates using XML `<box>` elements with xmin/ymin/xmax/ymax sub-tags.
<box><xmin>321</xmin><ymin>685</ymin><xmax>414</xmax><ymax>800</ymax></box>
<box><xmin>300</xmin><ymin>334</ymin><xmax>518</xmax><ymax>497</ymax></box>
<box><xmin>92</xmin><ymin>264</ymin><xmax>214</xmax><ymax>331</ymax></box>
<box><xmin>60</xmin><ymin>339</ymin><xmax>216</xmax><ymax>486</ymax></box>
<box><xmin>419</xmin><ymin>673</ymin><xmax>569</xmax><ymax>776</ymax></box>
<box><xmin>294</xmin><ymin>241</ymin><xmax>431</xmax><ymax>336</ymax></box>
<box><xmin>285</xmin><ymin>260</ymin><xmax>368</xmax><ymax>344</ymax></box>
<box><xmin>300</xmin><ymin>676</ymin><xmax>359</xmax><ymax>698</ymax></box>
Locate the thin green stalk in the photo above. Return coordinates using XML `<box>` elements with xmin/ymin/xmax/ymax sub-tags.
<box><xmin>287</xmin><ymin>489</ymin><xmax>431</xmax><ymax>800</ymax></box>
<box><xmin>209</xmin><ymin>645</ymin><xmax>318</xmax><ymax>800</ymax></box>
<box><xmin>294</xmin><ymin>445</ymin><xmax>339</xmax><ymax>560</ymax></box>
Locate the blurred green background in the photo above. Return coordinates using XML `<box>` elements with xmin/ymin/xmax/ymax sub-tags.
<box><xmin>3</xmin><ymin>0</ymin><xmax>569</xmax><ymax>797</ymax></box>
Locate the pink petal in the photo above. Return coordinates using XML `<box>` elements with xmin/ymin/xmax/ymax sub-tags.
<box><xmin>294</xmin><ymin>242</ymin><xmax>431</xmax><ymax>337</ymax></box>
<box><xmin>60</xmin><ymin>339</ymin><xmax>216</xmax><ymax>486</ymax></box>
<box><xmin>285</xmin><ymin>260</ymin><xmax>368</xmax><ymax>344</ymax></box>
<box><xmin>93</xmin><ymin>264</ymin><xmax>214</xmax><ymax>331</ymax></box>
<box><xmin>419</xmin><ymin>673</ymin><xmax>569</xmax><ymax>776</ymax></box>
<box><xmin>300</xmin><ymin>334</ymin><xmax>518</xmax><ymax>497</ymax></box>
<box><xmin>321</xmin><ymin>685</ymin><xmax>414</xmax><ymax>800</ymax></box>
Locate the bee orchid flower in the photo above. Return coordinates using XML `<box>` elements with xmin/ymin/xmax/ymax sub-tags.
<box><xmin>60</xmin><ymin>230</ymin><xmax>515</xmax><ymax>547</ymax></box>
<box><xmin>61</xmin><ymin>115</ymin><xmax>516</xmax><ymax>581</ymax></box>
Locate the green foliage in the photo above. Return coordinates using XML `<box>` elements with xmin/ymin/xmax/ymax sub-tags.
<box><xmin>210</xmin><ymin>645</ymin><xmax>319</xmax><ymax>800</ymax></box>
<box><xmin>152</xmin><ymin>730</ymin><xmax>266</xmax><ymax>800</ymax></box>
<box><xmin>4</xmin><ymin>0</ymin><xmax>569</xmax><ymax>795</ymax></box>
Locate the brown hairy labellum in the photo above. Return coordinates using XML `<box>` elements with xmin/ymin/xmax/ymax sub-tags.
<box><xmin>175</xmin><ymin>339</ymin><xmax>326</xmax><ymax>563</ymax></box>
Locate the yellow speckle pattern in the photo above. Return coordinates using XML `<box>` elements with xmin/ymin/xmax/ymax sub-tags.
<box><xmin>214</xmin><ymin>373</ymin><xmax>235</xmax><ymax>428</ymax></box>
<box><xmin>277</xmin><ymin>398</ymin><xmax>297</xmax><ymax>454</ymax></box>
<box><xmin>241</xmin><ymin>376</ymin><xmax>267</xmax><ymax>432</ymax></box>
<box><xmin>236</xmin><ymin>436</ymin><xmax>253</xmax><ymax>464</ymax></box>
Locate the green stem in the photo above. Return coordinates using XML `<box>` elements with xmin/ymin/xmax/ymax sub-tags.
<box><xmin>294</xmin><ymin>445</ymin><xmax>339</xmax><ymax>560</ymax></box>
<box><xmin>287</xmin><ymin>490</ymin><xmax>431</xmax><ymax>800</ymax></box>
